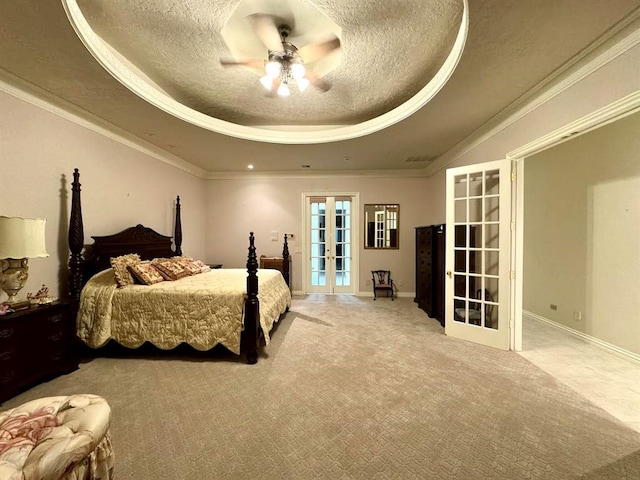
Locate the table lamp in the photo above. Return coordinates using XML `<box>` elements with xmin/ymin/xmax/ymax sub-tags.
<box><xmin>0</xmin><ymin>216</ymin><xmax>49</xmax><ymax>304</ymax></box>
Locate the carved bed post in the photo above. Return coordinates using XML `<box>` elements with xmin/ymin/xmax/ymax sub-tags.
<box><xmin>68</xmin><ymin>168</ymin><xmax>85</xmax><ymax>301</ymax></box>
<box><xmin>174</xmin><ymin>196</ymin><xmax>183</xmax><ymax>256</ymax></box>
<box><xmin>282</xmin><ymin>234</ymin><xmax>290</xmax><ymax>288</ymax></box>
<box><xmin>245</xmin><ymin>232</ymin><xmax>260</xmax><ymax>364</ymax></box>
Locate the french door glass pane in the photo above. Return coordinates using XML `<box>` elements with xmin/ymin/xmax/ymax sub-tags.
<box><xmin>455</xmin><ymin>199</ymin><xmax>466</xmax><ymax>222</ymax></box>
<box><xmin>454</xmin><ymin>174</ymin><xmax>467</xmax><ymax>198</ymax></box>
<box><xmin>310</xmin><ymin>200</ymin><xmax>326</xmax><ymax>287</ymax></box>
<box><xmin>485</xmin><ymin>196</ymin><xmax>499</xmax><ymax>221</ymax></box>
<box><xmin>485</xmin><ymin>169</ymin><xmax>500</xmax><ymax>195</ymax></box>
<box><xmin>485</xmin><ymin>251</ymin><xmax>499</xmax><ymax>275</ymax></box>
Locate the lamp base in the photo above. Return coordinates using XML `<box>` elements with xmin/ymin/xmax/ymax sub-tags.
<box><xmin>0</xmin><ymin>258</ymin><xmax>29</xmax><ymax>304</ymax></box>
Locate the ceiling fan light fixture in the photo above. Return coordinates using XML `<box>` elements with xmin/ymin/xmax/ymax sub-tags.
<box><xmin>265</xmin><ymin>60</ymin><xmax>282</xmax><ymax>78</ymax></box>
<box><xmin>277</xmin><ymin>81</ymin><xmax>290</xmax><ymax>97</ymax></box>
<box><xmin>259</xmin><ymin>75</ymin><xmax>274</xmax><ymax>91</ymax></box>
<box><xmin>290</xmin><ymin>62</ymin><xmax>305</xmax><ymax>79</ymax></box>
<box><xmin>295</xmin><ymin>76</ymin><xmax>310</xmax><ymax>92</ymax></box>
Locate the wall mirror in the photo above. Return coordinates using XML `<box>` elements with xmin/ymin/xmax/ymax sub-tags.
<box><xmin>364</xmin><ymin>204</ymin><xmax>400</xmax><ymax>249</ymax></box>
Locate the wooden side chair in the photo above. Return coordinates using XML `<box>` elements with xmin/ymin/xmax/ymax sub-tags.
<box><xmin>454</xmin><ymin>288</ymin><xmax>494</xmax><ymax>326</ymax></box>
<box><xmin>371</xmin><ymin>270</ymin><xmax>395</xmax><ymax>300</ymax></box>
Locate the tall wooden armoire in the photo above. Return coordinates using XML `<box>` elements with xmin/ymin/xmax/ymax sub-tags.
<box><xmin>414</xmin><ymin>224</ymin><xmax>445</xmax><ymax>325</ymax></box>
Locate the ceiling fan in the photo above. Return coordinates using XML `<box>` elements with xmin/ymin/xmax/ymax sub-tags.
<box><xmin>220</xmin><ymin>13</ymin><xmax>341</xmax><ymax>96</ymax></box>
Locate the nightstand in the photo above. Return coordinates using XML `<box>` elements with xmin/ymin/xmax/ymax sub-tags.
<box><xmin>259</xmin><ymin>255</ymin><xmax>291</xmax><ymax>288</ymax></box>
<box><xmin>0</xmin><ymin>300</ymin><xmax>79</xmax><ymax>404</ymax></box>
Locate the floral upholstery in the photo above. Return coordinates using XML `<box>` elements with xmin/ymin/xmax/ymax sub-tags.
<box><xmin>129</xmin><ymin>261</ymin><xmax>165</xmax><ymax>285</ymax></box>
<box><xmin>110</xmin><ymin>254</ymin><xmax>141</xmax><ymax>288</ymax></box>
<box><xmin>0</xmin><ymin>394</ymin><xmax>114</xmax><ymax>480</ymax></box>
<box><xmin>152</xmin><ymin>258</ymin><xmax>190</xmax><ymax>281</ymax></box>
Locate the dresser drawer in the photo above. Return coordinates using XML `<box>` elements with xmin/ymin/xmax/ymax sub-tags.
<box><xmin>0</xmin><ymin>325</ymin><xmax>17</xmax><ymax>342</ymax></box>
<box><xmin>0</xmin><ymin>300</ymin><xmax>79</xmax><ymax>403</ymax></box>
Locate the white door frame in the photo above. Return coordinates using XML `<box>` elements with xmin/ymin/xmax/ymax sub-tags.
<box><xmin>506</xmin><ymin>93</ymin><xmax>640</xmax><ymax>351</ymax></box>
<box><xmin>301</xmin><ymin>192</ymin><xmax>360</xmax><ymax>295</ymax></box>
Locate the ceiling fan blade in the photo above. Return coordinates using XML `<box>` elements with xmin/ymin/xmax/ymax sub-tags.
<box><xmin>220</xmin><ymin>58</ymin><xmax>265</xmax><ymax>70</ymax></box>
<box><xmin>247</xmin><ymin>13</ymin><xmax>283</xmax><ymax>52</ymax></box>
<box><xmin>265</xmin><ymin>76</ymin><xmax>282</xmax><ymax>97</ymax></box>
<box><xmin>297</xmin><ymin>36</ymin><xmax>341</xmax><ymax>63</ymax></box>
<box><xmin>305</xmin><ymin>69</ymin><xmax>332</xmax><ymax>93</ymax></box>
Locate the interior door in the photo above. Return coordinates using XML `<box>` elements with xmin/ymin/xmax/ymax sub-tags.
<box><xmin>445</xmin><ymin>159</ymin><xmax>512</xmax><ymax>350</ymax></box>
<box><xmin>306</xmin><ymin>196</ymin><xmax>355</xmax><ymax>294</ymax></box>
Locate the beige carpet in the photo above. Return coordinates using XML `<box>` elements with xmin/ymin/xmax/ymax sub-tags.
<box><xmin>3</xmin><ymin>296</ymin><xmax>640</xmax><ymax>479</ymax></box>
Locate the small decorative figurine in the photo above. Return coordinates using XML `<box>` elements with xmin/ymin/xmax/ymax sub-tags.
<box><xmin>27</xmin><ymin>284</ymin><xmax>57</xmax><ymax>305</ymax></box>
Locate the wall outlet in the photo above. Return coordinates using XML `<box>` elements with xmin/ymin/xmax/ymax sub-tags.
<box><xmin>398</xmin><ymin>279</ymin><xmax>404</xmax><ymax>286</ymax></box>
<box><xmin>550</xmin><ymin>304</ymin><xmax>558</xmax><ymax>311</ymax></box>
<box><xmin>365</xmin><ymin>279</ymin><xmax>370</xmax><ymax>286</ymax></box>
<box><xmin>574</xmin><ymin>310</ymin><xmax>582</xmax><ymax>321</ymax></box>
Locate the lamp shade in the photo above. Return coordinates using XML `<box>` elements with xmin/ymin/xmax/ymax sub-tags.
<box><xmin>0</xmin><ymin>216</ymin><xmax>49</xmax><ymax>259</ymax></box>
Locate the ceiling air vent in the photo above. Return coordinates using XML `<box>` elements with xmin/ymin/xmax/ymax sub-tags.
<box><xmin>405</xmin><ymin>156</ymin><xmax>435</xmax><ymax>164</ymax></box>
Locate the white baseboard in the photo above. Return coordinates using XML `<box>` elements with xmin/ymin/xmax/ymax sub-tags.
<box><xmin>356</xmin><ymin>291</ymin><xmax>415</xmax><ymax>298</ymax></box>
<box><xmin>290</xmin><ymin>291</ymin><xmax>415</xmax><ymax>298</ymax></box>
<box><xmin>523</xmin><ymin>310</ymin><xmax>640</xmax><ymax>364</ymax></box>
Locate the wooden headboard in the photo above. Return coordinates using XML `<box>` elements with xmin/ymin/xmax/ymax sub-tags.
<box><xmin>82</xmin><ymin>224</ymin><xmax>177</xmax><ymax>282</ymax></box>
<box><xmin>68</xmin><ymin>168</ymin><xmax>182</xmax><ymax>300</ymax></box>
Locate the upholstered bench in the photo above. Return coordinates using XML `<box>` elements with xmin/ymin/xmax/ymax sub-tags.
<box><xmin>0</xmin><ymin>394</ymin><xmax>114</xmax><ymax>480</ymax></box>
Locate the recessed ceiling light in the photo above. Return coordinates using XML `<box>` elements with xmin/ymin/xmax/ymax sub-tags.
<box><xmin>247</xmin><ymin>164</ymin><xmax>254</xmax><ymax>170</ymax></box>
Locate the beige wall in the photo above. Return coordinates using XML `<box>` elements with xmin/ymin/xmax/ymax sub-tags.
<box><xmin>417</xmin><ymin>43</ymin><xmax>640</xmax><ymax>352</ymax></box>
<box><xmin>432</xmin><ymin>43</ymin><xmax>640</xmax><ymax>185</ymax></box>
<box><xmin>524</xmin><ymin>112</ymin><xmax>640</xmax><ymax>354</ymax></box>
<box><xmin>1</xmin><ymin>34</ymin><xmax>638</xmax><ymax>357</ymax></box>
<box><xmin>0</xmin><ymin>91</ymin><xmax>207</xmax><ymax>301</ymax></box>
<box><xmin>205</xmin><ymin>175</ymin><xmax>441</xmax><ymax>294</ymax></box>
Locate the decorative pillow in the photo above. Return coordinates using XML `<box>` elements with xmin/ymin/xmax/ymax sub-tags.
<box><xmin>129</xmin><ymin>262</ymin><xmax>165</xmax><ymax>285</ymax></box>
<box><xmin>172</xmin><ymin>258</ymin><xmax>199</xmax><ymax>276</ymax></box>
<box><xmin>109</xmin><ymin>254</ymin><xmax>141</xmax><ymax>288</ymax></box>
<box><xmin>172</xmin><ymin>258</ymin><xmax>211</xmax><ymax>275</ymax></box>
<box><xmin>153</xmin><ymin>259</ymin><xmax>190</xmax><ymax>281</ymax></box>
<box><xmin>192</xmin><ymin>259</ymin><xmax>212</xmax><ymax>274</ymax></box>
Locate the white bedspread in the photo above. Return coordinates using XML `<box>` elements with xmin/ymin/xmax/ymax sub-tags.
<box><xmin>77</xmin><ymin>268</ymin><xmax>291</xmax><ymax>354</ymax></box>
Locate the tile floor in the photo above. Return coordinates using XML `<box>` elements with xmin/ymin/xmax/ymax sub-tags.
<box><xmin>519</xmin><ymin>314</ymin><xmax>640</xmax><ymax>432</ymax></box>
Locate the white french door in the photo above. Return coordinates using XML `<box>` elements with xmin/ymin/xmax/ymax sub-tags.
<box><xmin>304</xmin><ymin>195</ymin><xmax>357</xmax><ymax>294</ymax></box>
<box><xmin>445</xmin><ymin>159</ymin><xmax>513</xmax><ymax>350</ymax></box>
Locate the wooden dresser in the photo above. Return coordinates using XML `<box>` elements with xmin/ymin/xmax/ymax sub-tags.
<box><xmin>0</xmin><ymin>300</ymin><xmax>79</xmax><ymax>404</ymax></box>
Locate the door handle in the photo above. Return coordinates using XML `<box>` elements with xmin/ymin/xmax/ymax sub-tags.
<box><xmin>446</xmin><ymin>271</ymin><xmax>453</xmax><ymax>278</ymax></box>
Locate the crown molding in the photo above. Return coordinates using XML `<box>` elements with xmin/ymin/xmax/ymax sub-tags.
<box><xmin>424</xmin><ymin>9</ymin><xmax>640</xmax><ymax>176</ymax></box>
<box><xmin>507</xmin><ymin>90</ymin><xmax>640</xmax><ymax>159</ymax></box>
<box><xmin>204</xmin><ymin>168</ymin><xmax>433</xmax><ymax>180</ymax></box>
<box><xmin>0</xmin><ymin>68</ymin><xmax>207</xmax><ymax>179</ymax></box>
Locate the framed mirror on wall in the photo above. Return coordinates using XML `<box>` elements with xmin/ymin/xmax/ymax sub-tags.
<box><xmin>364</xmin><ymin>204</ymin><xmax>399</xmax><ymax>249</ymax></box>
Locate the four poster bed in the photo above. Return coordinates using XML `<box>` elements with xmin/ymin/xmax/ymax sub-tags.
<box><xmin>67</xmin><ymin>168</ymin><xmax>291</xmax><ymax>364</ymax></box>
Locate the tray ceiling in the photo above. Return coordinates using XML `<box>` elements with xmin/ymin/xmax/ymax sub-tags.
<box><xmin>0</xmin><ymin>1</ymin><xmax>638</xmax><ymax>174</ymax></box>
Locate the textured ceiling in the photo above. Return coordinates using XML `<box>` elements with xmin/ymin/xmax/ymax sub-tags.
<box><xmin>0</xmin><ymin>1</ymin><xmax>638</xmax><ymax>174</ymax></box>
<box><xmin>70</xmin><ymin>0</ymin><xmax>465</xmax><ymax>133</ymax></box>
